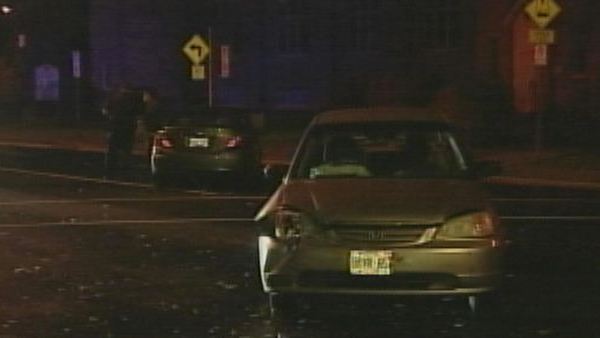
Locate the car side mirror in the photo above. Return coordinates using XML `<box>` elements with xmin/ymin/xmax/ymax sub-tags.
<box><xmin>472</xmin><ymin>160</ymin><xmax>502</xmax><ymax>178</ymax></box>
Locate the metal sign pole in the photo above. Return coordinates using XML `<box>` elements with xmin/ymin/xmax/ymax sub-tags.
<box><xmin>533</xmin><ymin>67</ymin><xmax>543</xmax><ymax>153</ymax></box>
<box><xmin>533</xmin><ymin>46</ymin><xmax>546</xmax><ymax>153</ymax></box>
<box><xmin>72</xmin><ymin>50</ymin><xmax>82</xmax><ymax>122</ymax></box>
<box><xmin>525</xmin><ymin>0</ymin><xmax>561</xmax><ymax>153</ymax></box>
<box><xmin>208</xmin><ymin>27</ymin><xmax>213</xmax><ymax>108</ymax></box>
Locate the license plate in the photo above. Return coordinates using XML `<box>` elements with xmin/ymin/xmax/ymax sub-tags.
<box><xmin>349</xmin><ymin>250</ymin><xmax>392</xmax><ymax>275</ymax></box>
<box><xmin>188</xmin><ymin>137</ymin><xmax>209</xmax><ymax>147</ymax></box>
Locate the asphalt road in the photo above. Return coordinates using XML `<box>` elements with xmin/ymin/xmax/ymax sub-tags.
<box><xmin>1</xmin><ymin>146</ymin><xmax>600</xmax><ymax>337</ymax></box>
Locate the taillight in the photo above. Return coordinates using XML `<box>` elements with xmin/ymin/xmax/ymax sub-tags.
<box><xmin>226</xmin><ymin>136</ymin><xmax>243</xmax><ymax>149</ymax></box>
<box><xmin>154</xmin><ymin>134</ymin><xmax>174</xmax><ymax>149</ymax></box>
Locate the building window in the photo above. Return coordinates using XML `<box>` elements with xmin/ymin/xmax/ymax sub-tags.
<box><xmin>335</xmin><ymin>0</ymin><xmax>382</xmax><ymax>52</ymax></box>
<box><xmin>568</xmin><ymin>17</ymin><xmax>592</xmax><ymax>73</ymax></box>
<box><xmin>277</xmin><ymin>0</ymin><xmax>311</xmax><ymax>53</ymax></box>
<box><xmin>419</xmin><ymin>0</ymin><xmax>465</xmax><ymax>49</ymax></box>
<box><xmin>569</xmin><ymin>42</ymin><xmax>587</xmax><ymax>73</ymax></box>
<box><xmin>232</xmin><ymin>20</ymin><xmax>248</xmax><ymax>54</ymax></box>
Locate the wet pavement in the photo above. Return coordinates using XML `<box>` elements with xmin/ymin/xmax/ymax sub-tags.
<box><xmin>0</xmin><ymin>130</ymin><xmax>600</xmax><ymax>337</ymax></box>
<box><xmin>0</xmin><ymin>165</ymin><xmax>597</xmax><ymax>337</ymax></box>
<box><xmin>0</xmin><ymin>218</ymin><xmax>598</xmax><ymax>338</ymax></box>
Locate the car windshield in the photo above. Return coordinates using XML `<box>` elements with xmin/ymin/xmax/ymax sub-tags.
<box><xmin>292</xmin><ymin>122</ymin><xmax>468</xmax><ymax>179</ymax></box>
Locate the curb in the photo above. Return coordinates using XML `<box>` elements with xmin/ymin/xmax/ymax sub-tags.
<box><xmin>485</xmin><ymin>176</ymin><xmax>600</xmax><ymax>191</ymax></box>
<box><xmin>0</xmin><ymin>141</ymin><xmax>106</xmax><ymax>154</ymax></box>
<box><xmin>0</xmin><ymin>141</ymin><xmax>289</xmax><ymax>166</ymax></box>
<box><xmin>2</xmin><ymin>140</ymin><xmax>600</xmax><ymax>191</ymax></box>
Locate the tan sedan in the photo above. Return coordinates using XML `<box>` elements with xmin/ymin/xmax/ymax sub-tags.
<box><xmin>255</xmin><ymin>107</ymin><xmax>504</xmax><ymax>317</ymax></box>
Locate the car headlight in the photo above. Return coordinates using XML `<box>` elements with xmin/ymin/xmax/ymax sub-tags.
<box><xmin>437</xmin><ymin>211</ymin><xmax>498</xmax><ymax>239</ymax></box>
<box><xmin>273</xmin><ymin>208</ymin><xmax>318</xmax><ymax>241</ymax></box>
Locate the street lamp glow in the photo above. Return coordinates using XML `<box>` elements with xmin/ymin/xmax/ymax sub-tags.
<box><xmin>1</xmin><ymin>5</ymin><xmax>13</xmax><ymax>14</ymax></box>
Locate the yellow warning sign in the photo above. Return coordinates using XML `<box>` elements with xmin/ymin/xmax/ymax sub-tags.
<box><xmin>529</xmin><ymin>29</ymin><xmax>555</xmax><ymax>44</ymax></box>
<box><xmin>191</xmin><ymin>65</ymin><xmax>206</xmax><ymax>80</ymax></box>
<box><xmin>525</xmin><ymin>0</ymin><xmax>561</xmax><ymax>28</ymax></box>
<box><xmin>183</xmin><ymin>35</ymin><xmax>210</xmax><ymax>65</ymax></box>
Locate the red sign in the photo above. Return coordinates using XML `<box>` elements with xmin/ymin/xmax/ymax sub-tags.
<box><xmin>534</xmin><ymin>44</ymin><xmax>547</xmax><ymax>66</ymax></box>
<box><xmin>220</xmin><ymin>45</ymin><xmax>230</xmax><ymax>78</ymax></box>
<box><xmin>72</xmin><ymin>50</ymin><xmax>81</xmax><ymax>78</ymax></box>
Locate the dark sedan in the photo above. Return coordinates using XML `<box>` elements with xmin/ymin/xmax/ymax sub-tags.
<box><xmin>150</xmin><ymin>109</ymin><xmax>262</xmax><ymax>188</ymax></box>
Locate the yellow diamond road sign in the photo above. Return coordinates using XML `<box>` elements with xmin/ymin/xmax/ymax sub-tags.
<box><xmin>182</xmin><ymin>35</ymin><xmax>210</xmax><ymax>65</ymax></box>
<box><xmin>525</xmin><ymin>0</ymin><xmax>561</xmax><ymax>28</ymax></box>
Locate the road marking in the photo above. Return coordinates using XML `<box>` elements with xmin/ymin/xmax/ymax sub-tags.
<box><xmin>0</xmin><ymin>166</ymin><xmax>267</xmax><ymax>200</ymax></box>
<box><xmin>0</xmin><ymin>141</ymin><xmax>103</xmax><ymax>152</ymax></box>
<box><xmin>501</xmin><ymin>216</ymin><xmax>600</xmax><ymax>221</ymax></box>
<box><xmin>0</xmin><ymin>217</ymin><xmax>256</xmax><ymax>228</ymax></box>
<box><xmin>486</xmin><ymin>176</ymin><xmax>600</xmax><ymax>191</ymax></box>
<box><xmin>0</xmin><ymin>166</ymin><xmax>152</xmax><ymax>188</ymax></box>
<box><xmin>2</xmin><ymin>215</ymin><xmax>593</xmax><ymax>227</ymax></box>
<box><xmin>493</xmin><ymin>198</ymin><xmax>600</xmax><ymax>202</ymax></box>
<box><xmin>0</xmin><ymin>195</ymin><xmax>265</xmax><ymax>206</ymax></box>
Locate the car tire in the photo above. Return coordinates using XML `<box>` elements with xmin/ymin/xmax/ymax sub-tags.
<box><xmin>152</xmin><ymin>171</ymin><xmax>175</xmax><ymax>189</ymax></box>
<box><xmin>268</xmin><ymin>293</ymin><xmax>298</xmax><ymax>321</ymax></box>
<box><xmin>466</xmin><ymin>293</ymin><xmax>501</xmax><ymax>320</ymax></box>
<box><xmin>240</xmin><ymin>169</ymin><xmax>263</xmax><ymax>193</ymax></box>
<box><xmin>222</xmin><ymin>170</ymin><xmax>260</xmax><ymax>193</ymax></box>
<box><xmin>150</xmin><ymin>148</ymin><xmax>175</xmax><ymax>189</ymax></box>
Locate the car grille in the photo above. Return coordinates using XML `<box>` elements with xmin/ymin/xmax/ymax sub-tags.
<box><xmin>330</xmin><ymin>224</ymin><xmax>434</xmax><ymax>246</ymax></box>
<box><xmin>297</xmin><ymin>271</ymin><xmax>458</xmax><ymax>290</ymax></box>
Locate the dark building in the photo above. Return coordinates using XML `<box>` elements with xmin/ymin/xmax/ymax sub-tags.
<box><xmin>0</xmin><ymin>0</ymin><xmax>594</xmax><ymax>143</ymax></box>
<box><xmin>89</xmin><ymin>0</ymin><xmax>189</xmax><ymax>106</ymax></box>
<box><xmin>90</xmin><ymin>0</ymin><xmax>484</xmax><ymax>111</ymax></box>
<box><xmin>494</xmin><ymin>0</ymin><xmax>600</xmax><ymax>144</ymax></box>
<box><xmin>0</xmin><ymin>0</ymin><xmax>88</xmax><ymax>119</ymax></box>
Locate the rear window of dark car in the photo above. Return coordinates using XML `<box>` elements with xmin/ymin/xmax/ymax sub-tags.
<box><xmin>171</xmin><ymin>109</ymin><xmax>254</xmax><ymax>129</ymax></box>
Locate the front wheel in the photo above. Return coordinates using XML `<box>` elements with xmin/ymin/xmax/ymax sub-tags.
<box><xmin>150</xmin><ymin>148</ymin><xmax>175</xmax><ymax>189</ymax></box>
<box><xmin>152</xmin><ymin>170</ymin><xmax>176</xmax><ymax>189</ymax></box>
<box><xmin>241</xmin><ymin>168</ymin><xmax>266</xmax><ymax>192</ymax></box>
<box><xmin>268</xmin><ymin>293</ymin><xmax>299</xmax><ymax>321</ymax></box>
<box><xmin>466</xmin><ymin>293</ymin><xmax>501</xmax><ymax>319</ymax></box>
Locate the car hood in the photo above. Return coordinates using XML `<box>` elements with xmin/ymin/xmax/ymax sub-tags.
<box><xmin>257</xmin><ymin>179</ymin><xmax>491</xmax><ymax>225</ymax></box>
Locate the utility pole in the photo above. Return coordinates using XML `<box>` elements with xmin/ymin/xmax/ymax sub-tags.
<box><xmin>72</xmin><ymin>50</ymin><xmax>82</xmax><ymax>121</ymax></box>
<box><xmin>524</xmin><ymin>0</ymin><xmax>561</xmax><ymax>152</ymax></box>
<box><xmin>208</xmin><ymin>26</ymin><xmax>213</xmax><ymax>108</ymax></box>
<box><xmin>532</xmin><ymin>63</ymin><xmax>547</xmax><ymax>152</ymax></box>
<box><xmin>258</xmin><ymin>0</ymin><xmax>268</xmax><ymax>115</ymax></box>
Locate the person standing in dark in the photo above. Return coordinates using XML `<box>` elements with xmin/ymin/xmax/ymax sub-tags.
<box><xmin>103</xmin><ymin>83</ymin><xmax>144</xmax><ymax>177</ymax></box>
<box><xmin>141</xmin><ymin>87</ymin><xmax>163</xmax><ymax>158</ymax></box>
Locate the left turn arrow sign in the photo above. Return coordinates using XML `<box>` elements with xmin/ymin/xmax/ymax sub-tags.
<box><xmin>183</xmin><ymin>35</ymin><xmax>210</xmax><ymax>64</ymax></box>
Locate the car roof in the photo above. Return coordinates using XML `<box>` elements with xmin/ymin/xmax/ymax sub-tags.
<box><xmin>311</xmin><ymin>106</ymin><xmax>452</xmax><ymax>126</ymax></box>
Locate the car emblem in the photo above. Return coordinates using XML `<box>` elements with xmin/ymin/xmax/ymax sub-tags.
<box><xmin>367</xmin><ymin>231</ymin><xmax>385</xmax><ymax>241</ymax></box>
